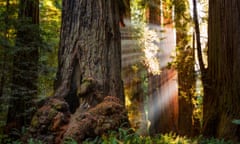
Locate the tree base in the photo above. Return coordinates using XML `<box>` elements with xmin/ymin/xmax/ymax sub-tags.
<box><xmin>23</xmin><ymin>96</ymin><xmax>129</xmax><ymax>143</ymax></box>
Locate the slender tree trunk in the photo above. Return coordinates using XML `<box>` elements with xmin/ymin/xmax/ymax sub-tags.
<box><xmin>203</xmin><ymin>0</ymin><xmax>240</xmax><ymax>141</ymax></box>
<box><xmin>193</xmin><ymin>0</ymin><xmax>205</xmax><ymax>73</ymax></box>
<box><xmin>0</xmin><ymin>0</ymin><xmax>10</xmax><ymax>98</ymax></box>
<box><xmin>6</xmin><ymin>0</ymin><xmax>39</xmax><ymax>132</ymax></box>
<box><xmin>191</xmin><ymin>0</ymin><xmax>203</xmax><ymax>136</ymax></box>
<box><xmin>174</xmin><ymin>0</ymin><xmax>199</xmax><ymax>136</ymax></box>
<box><xmin>54</xmin><ymin>0</ymin><xmax>124</xmax><ymax>113</ymax></box>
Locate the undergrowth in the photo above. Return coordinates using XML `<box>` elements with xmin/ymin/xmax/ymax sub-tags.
<box><xmin>0</xmin><ymin>128</ymin><xmax>235</xmax><ymax>144</ymax></box>
<box><xmin>82</xmin><ymin>128</ymin><xmax>234</xmax><ymax>144</ymax></box>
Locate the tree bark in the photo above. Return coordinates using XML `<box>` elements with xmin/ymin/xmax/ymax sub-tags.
<box><xmin>192</xmin><ymin>0</ymin><xmax>205</xmax><ymax>74</ymax></box>
<box><xmin>22</xmin><ymin>1</ymin><xmax>127</xmax><ymax>143</ymax></box>
<box><xmin>54</xmin><ymin>0</ymin><xmax>124</xmax><ymax>113</ymax></box>
<box><xmin>174</xmin><ymin>0</ymin><xmax>200</xmax><ymax>136</ymax></box>
<box><xmin>203</xmin><ymin>0</ymin><xmax>240</xmax><ymax>141</ymax></box>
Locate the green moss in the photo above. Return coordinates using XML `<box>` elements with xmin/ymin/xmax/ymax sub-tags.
<box><xmin>48</xmin><ymin>108</ymin><xmax>58</xmax><ymax>119</ymax></box>
<box><xmin>77</xmin><ymin>78</ymin><xmax>94</xmax><ymax>96</ymax></box>
<box><xmin>31</xmin><ymin>116</ymin><xmax>39</xmax><ymax>128</ymax></box>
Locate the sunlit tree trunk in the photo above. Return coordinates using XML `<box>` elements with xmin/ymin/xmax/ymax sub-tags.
<box><xmin>193</xmin><ymin>0</ymin><xmax>204</xmax><ymax>73</ymax></box>
<box><xmin>54</xmin><ymin>0</ymin><xmax>124</xmax><ymax>113</ymax></box>
<box><xmin>203</xmin><ymin>0</ymin><xmax>240</xmax><ymax>141</ymax></box>
<box><xmin>6</xmin><ymin>0</ymin><xmax>39</xmax><ymax>132</ymax></box>
<box><xmin>174</xmin><ymin>0</ymin><xmax>200</xmax><ymax>136</ymax></box>
<box><xmin>148</xmin><ymin>0</ymin><xmax>179</xmax><ymax>135</ymax></box>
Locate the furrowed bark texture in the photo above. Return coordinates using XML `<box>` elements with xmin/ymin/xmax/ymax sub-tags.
<box><xmin>54</xmin><ymin>0</ymin><xmax>124</xmax><ymax>112</ymax></box>
<box><xmin>203</xmin><ymin>0</ymin><xmax>240</xmax><ymax>141</ymax></box>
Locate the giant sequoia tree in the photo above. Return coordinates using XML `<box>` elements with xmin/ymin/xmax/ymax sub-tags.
<box><xmin>22</xmin><ymin>1</ymin><xmax>127</xmax><ymax>143</ymax></box>
<box><xmin>203</xmin><ymin>0</ymin><xmax>240</xmax><ymax>141</ymax></box>
<box><xmin>54</xmin><ymin>0</ymin><xmax>124</xmax><ymax>113</ymax></box>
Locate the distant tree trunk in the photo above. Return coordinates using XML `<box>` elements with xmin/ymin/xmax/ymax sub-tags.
<box><xmin>148</xmin><ymin>70</ymin><xmax>178</xmax><ymax>135</ymax></box>
<box><xmin>203</xmin><ymin>0</ymin><xmax>240</xmax><ymax>141</ymax></box>
<box><xmin>176</xmin><ymin>33</ymin><xmax>196</xmax><ymax>136</ymax></box>
<box><xmin>192</xmin><ymin>0</ymin><xmax>204</xmax><ymax>73</ymax></box>
<box><xmin>6</xmin><ymin>0</ymin><xmax>39</xmax><ymax>132</ymax></box>
<box><xmin>191</xmin><ymin>0</ymin><xmax>202</xmax><ymax>136</ymax></box>
<box><xmin>54</xmin><ymin>0</ymin><xmax>124</xmax><ymax>113</ymax></box>
<box><xmin>0</xmin><ymin>0</ymin><xmax>10</xmax><ymax>98</ymax></box>
<box><xmin>174</xmin><ymin>0</ymin><xmax>199</xmax><ymax>136</ymax></box>
<box><xmin>148</xmin><ymin>0</ymin><xmax>179</xmax><ymax>135</ymax></box>
<box><xmin>147</xmin><ymin>0</ymin><xmax>161</xmax><ymax>25</ymax></box>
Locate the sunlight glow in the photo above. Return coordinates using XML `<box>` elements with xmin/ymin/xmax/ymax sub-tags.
<box><xmin>148</xmin><ymin>72</ymin><xmax>178</xmax><ymax>128</ymax></box>
<box><xmin>142</xmin><ymin>27</ymin><xmax>161</xmax><ymax>75</ymax></box>
<box><xmin>142</xmin><ymin>25</ymin><xmax>176</xmax><ymax>75</ymax></box>
<box><xmin>125</xmin><ymin>92</ymin><xmax>132</xmax><ymax>107</ymax></box>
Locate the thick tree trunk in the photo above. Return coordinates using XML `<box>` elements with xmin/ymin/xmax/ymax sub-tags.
<box><xmin>54</xmin><ymin>0</ymin><xmax>124</xmax><ymax>113</ymax></box>
<box><xmin>23</xmin><ymin>1</ymin><xmax>128</xmax><ymax>143</ymax></box>
<box><xmin>6</xmin><ymin>0</ymin><xmax>39</xmax><ymax>133</ymax></box>
<box><xmin>203</xmin><ymin>0</ymin><xmax>240</xmax><ymax>141</ymax></box>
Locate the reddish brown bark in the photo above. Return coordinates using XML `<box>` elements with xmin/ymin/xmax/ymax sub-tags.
<box><xmin>203</xmin><ymin>0</ymin><xmax>240</xmax><ymax>141</ymax></box>
<box><xmin>22</xmin><ymin>1</ymin><xmax>128</xmax><ymax>143</ymax></box>
<box><xmin>54</xmin><ymin>0</ymin><xmax>124</xmax><ymax>113</ymax></box>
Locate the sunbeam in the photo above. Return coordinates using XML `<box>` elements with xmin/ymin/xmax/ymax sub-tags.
<box><xmin>148</xmin><ymin>70</ymin><xmax>178</xmax><ymax>133</ymax></box>
<box><xmin>121</xmin><ymin>20</ymin><xmax>178</xmax><ymax>134</ymax></box>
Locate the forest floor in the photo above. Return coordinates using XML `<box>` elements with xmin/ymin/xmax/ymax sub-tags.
<box><xmin>1</xmin><ymin>130</ymin><xmax>235</xmax><ymax>144</ymax></box>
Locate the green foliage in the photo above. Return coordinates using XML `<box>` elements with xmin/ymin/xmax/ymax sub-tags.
<box><xmin>27</xmin><ymin>138</ymin><xmax>43</xmax><ymax>144</ymax></box>
<box><xmin>64</xmin><ymin>137</ymin><xmax>78</xmax><ymax>144</ymax></box>
<box><xmin>131</xmin><ymin>0</ymin><xmax>147</xmax><ymax>24</ymax></box>
<box><xmin>81</xmin><ymin>129</ymin><xmax>234</xmax><ymax>144</ymax></box>
<box><xmin>38</xmin><ymin>0</ymin><xmax>61</xmax><ymax>97</ymax></box>
<box><xmin>2</xmin><ymin>128</ymin><xmax>234</xmax><ymax>144</ymax></box>
<box><xmin>197</xmin><ymin>136</ymin><xmax>233</xmax><ymax>144</ymax></box>
<box><xmin>0</xmin><ymin>137</ymin><xmax>43</xmax><ymax>144</ymax></box>
<box><xmin>232</xmin><ymin>119</ymin><xmax>240</xmax><ymax>125</ymax></box>
<box><xmin>0</xmin><ymin>0</ymin><xmax>61</xmax><ymax>135</ymax></box>
<box><xmin>0</xmin><ymin>126</ymin><xmax>43</xmax><ymax>144</ymax></box>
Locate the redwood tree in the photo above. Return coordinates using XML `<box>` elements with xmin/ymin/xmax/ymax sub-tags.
<box><xmin>203</xmin><ymin>0</ymin><xmax>240</xmax><ymax>141</ymax></box>
<box><xmin>54</xmin><ymin>0</ymin><xmax>124</xmax><ymax>113</ymax></box>
<box><xmin>21</xmin><ymin>1</ymin><xmax>127</xmax><ymax>143</ymax></box>
<box><xmin>174</xmin><ymin>0</ymin><xmax>199</xmax><ymax>136</ymax></box>
<box><xmin>6</xmin><ymin>0</ymin><xmax>39</xmax><ymax>132</ymax></box>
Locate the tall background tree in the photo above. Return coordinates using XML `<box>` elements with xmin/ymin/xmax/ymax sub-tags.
<box><xmin>6</xmin><ymin>0</ymin><xmax>40</xmax><ymax>132</ymax></box>
<box><xmin>0</xmin><ymin>0</ymin><xmax>10</xmax><ymax>99</ymax></box>
<box><xmin>173</xmin><ymin>0</ymin><xmax>200</xmax><ymax>136</ymax></box>
<box><xmin>0</xmin><ymin>0</ymin><xmax>61</xmax><ymax>135</ymax></box>
<box><xmin>203</xmin><ymin>0</ymin><xmax>240</xmax><ymax>140</ymax></box>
